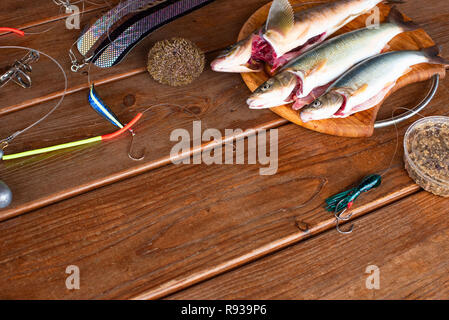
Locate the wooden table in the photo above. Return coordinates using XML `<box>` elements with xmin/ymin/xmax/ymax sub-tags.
<box><xmin>0</xmin><ymin>0</ymin><xmax>448</xmax><ymax>300</ymax></box>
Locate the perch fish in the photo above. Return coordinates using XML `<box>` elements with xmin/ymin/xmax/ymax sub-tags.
<box><xmin>300</xmin><ymin>47</ymin><xmax>449</xmax><ymax>122</ymax></box>
<box><xmin>247</xmin><ymin>7</ymin><xmax>417</xmax><ymax>109</ymax></box>
<box><xmin>211</xmin><ymin>0</ymin><xmax>394</xmax><ymax>73</ymax></box>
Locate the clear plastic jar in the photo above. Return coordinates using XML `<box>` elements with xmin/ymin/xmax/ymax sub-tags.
<box><xmin>404</xmin><ymin>116</ymin><xmax>449</xmax><ymax>197</ymax></box>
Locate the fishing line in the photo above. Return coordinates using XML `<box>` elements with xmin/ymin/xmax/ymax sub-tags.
<box><xmin>329</xmin><ymin>105</ymin><xmax>429</xmax><ymax>234</ymax></box>
<box><xmin>125</xmin><ymin>102</ymin><xmax>213</xmax><ymax>161</ymax></box>
<box><xmin>2</xmin><ymin>112</ymin><xmax>143</xmax><ymax>160</ymax></box>
<box><xmin>1</xmin><ymin>0</ymin><xmax>112</xmax><ymax>37</ymax></box>
<box><xmin>125</xmin><ymin>102</ymin><xmax>245</xmax><ymax>163</ymax></box>
<box><xmin>0</xmin><ymin>46</ymin><xmax>68</xmax><ymax>146</ymax></box>
<box><xmin>378</xmin><ymin>106</ymin><xmax>426</xmax><ymax>178</ymax></box>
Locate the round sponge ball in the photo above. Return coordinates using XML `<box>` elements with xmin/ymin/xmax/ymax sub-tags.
<box><xmin>147</xmin><ymin>38</ymin><xmax>205</xmax><ymax>87</ymax></box>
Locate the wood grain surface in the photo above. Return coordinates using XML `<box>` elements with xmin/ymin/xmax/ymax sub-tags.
<box><xmin>0</xmin><ymin>0</ymin><xmax>448</xmax><ymax>300</ymax></box>
<box><xmin>0</xmin><ymin>0</ymin><xmax>119</xmax><ymax>33</ymax></box>
<box><xmin>169</xmin><ymin>191</ymin><xmax>449</xmax><ymax>299</ymax></box>
<box><xmin>240</xmin><ymin>1</ymin><xmax>446</xmax><ymax>137</ymax></box>
<box><xmin>1</xmin><ymin>107</ymin><xmax>448</xmax><ymax>298</ymax></box>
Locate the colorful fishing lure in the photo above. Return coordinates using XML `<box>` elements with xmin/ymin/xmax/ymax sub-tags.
<box><xmin>326</xmin><ymin>174</ymin><xmax>382</xmax><ymax>234</ymax></box>
<box><xmin>88</xmin><ymin>85</ymin><xmax>125</xmax><ymax>128</ymax></box>
<box><xmin>1</xmin><ymin>113</ymin><xmax>142</xmax><ymax>161</ymax></box>
<box><xmin>72</xmin><ymin>0</ymin><xmax>216</xmax><ymax>70</ymax></box>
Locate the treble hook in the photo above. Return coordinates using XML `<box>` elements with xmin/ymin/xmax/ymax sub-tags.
<box><xmin>333</xmin><ymin>199</ymin><xmax>354</xmax><ymax>235</ymax></box>
<box><xmin>128</xmin><ymin>130</ymin><xmax>145</xmax><ymax>161</ymax></box>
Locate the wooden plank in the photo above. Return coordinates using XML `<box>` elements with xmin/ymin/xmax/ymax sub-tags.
<box><xmin>0</xmin><ymin>0</ymin><xmax>270</xmax><ymax>115</ymax></box>
<box><xmin>0</xmin><ymin>105</ymin><xmax>447</xmax><ymax>299</ymax></box>
<box><xmin>0</xmin><ymin>0</ymin><xmax>118</xmax><ymax>33</ymax></box>
<box><xmin>0</xmin><ymin>59</ymin><xmax>283</xmax><ymax>221</ymax></box>
<box><xmin>0</xmin><ymin>0</ymin><xmax>448</xmax><ymax>220</ymax></box>
<box><xmin>169</xmin><ymin>191</ymin><xmax>449</xmax><ymax>300</ymax></box>
<box><xmin>0</xmin><ymin>0</ymin><xmax>448</xmax><ymax>300</ymax></box>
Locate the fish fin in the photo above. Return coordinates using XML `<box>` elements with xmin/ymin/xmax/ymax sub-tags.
<box><xmin>383</xmin><ymin>81</ymin><xmax>396</xmax><ymax>92</ymax></box>
<box><xmin>266</xmin><ymin>0</ymin><xmax>295</xmax><ymax>36</ymax></box>
<box><xmin>344</xmin><ymin>82</ymin><xmax>396</xmax><ymax>116</ymax></box>
<box><xmin>421</xmin><ymin>45</ymin><xmax>449</xmax><ymax>67</ymax></box>
<box><xmin>381</xmin><ymin>44</ymin><xmax>391</xmax><ymax>53</ymax></box>
<box><xmin>387</xmin><ymin>6</ymin><xmax>419</xmax><ymax>32</ymax></box>
<box><xmin>352</xmin><ymin>84</ymin><xmax>369</xmax><ymax>97</ymax></box>
<box><xmin>305</xmin><ymin>60</ymin><xmax>327</xmax><ymax>77</ymax></box>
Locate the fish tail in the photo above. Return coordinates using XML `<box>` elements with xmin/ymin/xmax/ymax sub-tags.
<box><xmin>387</xmin><ymin>6</ymin><xmax>418</xmax><ymax>32</ymax></box>
<box><xmin>421</xmin><ymin>45</ymin><xmax>449</xmax><ymax>67</ymax></box>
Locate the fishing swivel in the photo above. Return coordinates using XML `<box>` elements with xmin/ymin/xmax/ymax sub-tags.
<box><xmin>52</xmin><ymin>0</ymin><xmax>74</xmax><ymax>11</ymax></box>
<box><xmin>69</xmin><ymin>47</ymin><xmax>92</xmax><ymax>72</ymax></box>
<box><xmin>0</xmin><ymin>50</ymin><xmax>40</xmax><ymax>89</ymax></box>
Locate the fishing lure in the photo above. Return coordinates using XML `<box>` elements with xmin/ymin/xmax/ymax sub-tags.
<box><xmin>0</xmin><ymin>113</ymin><xmax>142</xmax><ymax>161</ymax></box>
<box><xmin>88</xmin><ymin>85</ymin><xmax>125</xmax><ymax>128</ymax></box>
<box><xmin>71</xmin><ymin>0</ymin><xmax>217</xmax><ymax>70</ymax></box>
<box><xmin>326</xmin><ymin>174</ymin><xmax>382</xmax><ymax>234</ymax></box>
<box><xmin>74</xmin><ymin>0</ymin><xmax>156</xmax><ymax>64</ymax></box>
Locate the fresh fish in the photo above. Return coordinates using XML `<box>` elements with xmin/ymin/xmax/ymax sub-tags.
<box><xmin>211</xmin><ymin>0</ymin><xmax>392</xmax><ymax>73</ymax></box>
<box><xmin>247</xmin><ymin>6</ymin><xmax>416</xmax><ymax>109</ymax></box>
<box><xmin>300</xmin><ymin>47</ymin><xmax>449</xmax><ymax>122</ymax></box>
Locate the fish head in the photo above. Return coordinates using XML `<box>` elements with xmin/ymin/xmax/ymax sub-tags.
<box><xmin>211</xmin><ymin>35</ymin><xmax>262</xmax><ymax>73</ymax></box>
<box><xmin>300</xmin><ymin>91</ymin><xmax>345</xmax><ymax>122</ymax></box>
<box><xmin>247</xmin><ymin>71</ymin><xmax>298</xmax><ymax>109</ymax></box>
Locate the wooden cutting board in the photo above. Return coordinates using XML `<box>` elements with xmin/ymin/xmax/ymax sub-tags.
<box><xmin>239</xmin><ymin>0</ymin><xmax>446</xmax><ymax>137</ymax></box>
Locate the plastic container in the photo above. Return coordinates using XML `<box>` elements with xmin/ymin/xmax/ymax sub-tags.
<box><xmin>404</xmin><ymin>116</ymin><xmax>449</xmax><ymax>197</ymax></box>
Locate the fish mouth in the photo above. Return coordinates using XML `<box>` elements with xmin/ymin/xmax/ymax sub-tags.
<box><xmin>247</xmin><ymin>75</ymin><xmax>302</xmax><ymax>109</ymax></box>
<box><xmin>300</xmin><ymin>92</ymin><xmax>346</xmax><ymax>122</ymax></box>
<box><xmin>299</xmin><ymin>111</ymin><xmax>315</xmax><ymax>123</ymax></box>
<box><xmin>247</xmin><ymin>97</ymin><xmax>269</xmax><ymax>109</ymax></box>
<box><xmin>210</xmin><ymin>58</ymin><xmax>262</xmax><ymax>73</ymax></box>
<box><xmin>212</xmin><ymin>33</ymin><xmax>279</xmax><ymax>73</ymax></box>
<box><xmin>212</xmin><ymin>30</ymin><xmax>329</xmax><ymax>74</ymax></box>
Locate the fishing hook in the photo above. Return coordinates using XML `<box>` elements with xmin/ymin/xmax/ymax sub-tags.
<box><xmin>128</xmin><ymin>130</ymin><xmax>145</xmax><ymax>161</ymax></box>
<box><xmin>334</xmin><ymin>199</ymin><xmax>354</xmax><ymax>235</ymax></box>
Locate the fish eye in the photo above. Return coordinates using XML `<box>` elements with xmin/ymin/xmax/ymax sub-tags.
<box><xmin>262</xmin><ymin>83</ymin><xmax>271</xmax><ymax>90</ymax></box>
<box><xmin>312</xmin><ymin>100</ymin><xmax>322</xmax><ymax>107</ymax></box>
<box><xmin>219</xmin><ymin>45</ymin><xmax>235</xmax><ymax>57</ymax></box>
